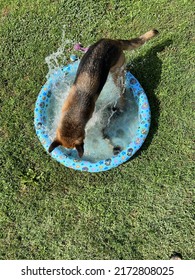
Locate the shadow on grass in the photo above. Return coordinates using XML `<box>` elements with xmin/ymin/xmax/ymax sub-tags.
<box><xmin>126</xmin><ymin>39</ymin><xmax>173</xmax><ymax>159</ymax></box>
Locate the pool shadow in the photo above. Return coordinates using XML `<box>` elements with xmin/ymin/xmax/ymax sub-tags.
<box><xmin>125</xmin><ymin>39</ymin><xmax>173</xmax><ymax>160</ymax></box>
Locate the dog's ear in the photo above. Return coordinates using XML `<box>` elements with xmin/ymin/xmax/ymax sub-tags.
<box><xmin>75</xmin><ymin>142</ymin><xmax>84</xmax><ymax>158</ymax></box>
<box><xmin>48</xmin><ymin>139</ymin><xmax>61</xmax><ymax>153</ymax></box>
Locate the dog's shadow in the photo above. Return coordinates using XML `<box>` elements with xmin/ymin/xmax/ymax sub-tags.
<box><xmin>126</xmin><ymin>39</ymin><xmax>172</xmax><ymax>158</ymax></box>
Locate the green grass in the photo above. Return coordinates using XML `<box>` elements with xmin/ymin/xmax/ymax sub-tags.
<box><xmin>0</xmin><ymin>0</ymin><xmax>194</xmax><ymax>259</ymax></box>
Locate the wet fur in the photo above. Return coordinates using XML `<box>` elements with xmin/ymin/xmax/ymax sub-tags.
<box><xmin>49</xmin><ymin>29</ymin><xmax>159</xmax><ymax>157</ymax></box>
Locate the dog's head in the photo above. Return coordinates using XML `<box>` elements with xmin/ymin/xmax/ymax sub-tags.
<box><xmin>48</xmin><ymin>126</ymin><xmax>85</xmax><ymax>158</ymax></box>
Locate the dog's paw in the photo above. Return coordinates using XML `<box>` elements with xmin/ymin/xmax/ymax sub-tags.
<box><xmin>113</xmin><ymin>145</ymin><xmax>122</xmax><ymax>155</ymax></box>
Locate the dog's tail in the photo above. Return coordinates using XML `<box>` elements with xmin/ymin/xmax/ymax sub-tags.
<box><xmin>118</xmin><ymin>29</ymin><xmax>159</xmax><ymax>51</ymax></box>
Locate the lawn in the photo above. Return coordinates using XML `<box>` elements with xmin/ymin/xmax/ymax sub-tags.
<box><xmin>0</xmin><ymin>0</ymin><xmax>194</xmax><ymax>259</ymax></box>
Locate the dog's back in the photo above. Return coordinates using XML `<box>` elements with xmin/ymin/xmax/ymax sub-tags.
<box><xmin>74</xmin><ymin>39</ymin><xmax>122</xmax><ymax>95</ymax></box>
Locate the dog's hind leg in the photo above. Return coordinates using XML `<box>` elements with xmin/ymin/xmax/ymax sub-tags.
<box><xmin>110</xmin><ymin>52</ymin><xmax>126</xmax><ymax>111</ymax></box>
<box><xmin>110</xmin><ymin>52</ymin><xmax>125</xmax><ymax>87</ymax></box>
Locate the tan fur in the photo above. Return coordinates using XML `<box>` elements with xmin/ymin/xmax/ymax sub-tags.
<box><xmin>76</xmin><ymin>72</ymin><xmax>99</xmax><ymax>93</ymax></box>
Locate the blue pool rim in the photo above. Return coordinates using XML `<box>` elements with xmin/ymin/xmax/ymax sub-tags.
<box><xmin>34</xmin><ymin>62</ymin><xmax>151</xmax><ymax>172</ymax></box>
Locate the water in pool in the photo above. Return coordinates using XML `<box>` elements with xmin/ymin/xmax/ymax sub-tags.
<box><xmin>45</xmin><ymin>50</ymin><xmax>139</xmax><ymax>162</ymax></box>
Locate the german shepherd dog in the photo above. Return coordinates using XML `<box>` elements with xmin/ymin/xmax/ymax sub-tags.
<box><xmin>48</xmin><ymin>29</ymin><xmax>159</xmax><ymax>157</ymax></box>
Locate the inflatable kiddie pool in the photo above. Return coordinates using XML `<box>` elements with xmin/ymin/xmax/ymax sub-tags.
<box><xmin>34</xmin><ymin>62</ymin><xmax>151</xmax><ymax>172</ymax></box>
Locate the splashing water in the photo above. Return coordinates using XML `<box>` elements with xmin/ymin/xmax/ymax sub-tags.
<box><xmin>45</xmin><ymin>41</ymin><xmax>139</xmax><ymax>162</ymax></box>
